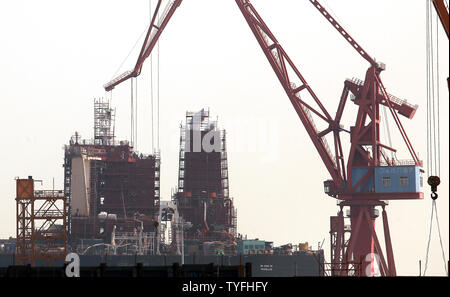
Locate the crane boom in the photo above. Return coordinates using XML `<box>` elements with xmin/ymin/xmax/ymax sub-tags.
<box><xmin>433</xmin><ymin>0</ymin><xmax>449</xmax><ymax>38</ymax></box>
<box><xmin>308</xmin><ymin>0</ymin><xmax>384</xmax><ymax>70</ymax></box>
<box><xmin>104</xmin><ymin>0</ymin><xmax>183</xmax><ymax>91</ymax></box>
<box><xmin>235</xmin><ymin>0</ymin><xmax>344</xmax><ymax>189</ymax></box>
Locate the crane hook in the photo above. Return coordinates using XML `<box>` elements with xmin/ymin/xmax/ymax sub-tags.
<box><xmin>427</xmin><ymin>176</ymin><xmax>440</xmax><ymax>200</ymax></box>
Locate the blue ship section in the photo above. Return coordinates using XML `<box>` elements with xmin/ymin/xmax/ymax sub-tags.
<box><xmin>375</xmin><ymin>166</ymin><xmax>423</xmax><ymax>193</ymax></box>
<box><xmin>351</xmin><ymin>166</ymin><xmax>423</xmax><ymax>193</ymax></box>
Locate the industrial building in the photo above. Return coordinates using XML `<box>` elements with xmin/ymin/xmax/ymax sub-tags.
<box><xmin>64</xmin><ymin>98</ymin><xmax>161</xmax><ymax>255</ymax></box>
<box><xmin>1</xmin><ymin>103</ymin><xmax>324</xmax><ymax>276</ymax></box>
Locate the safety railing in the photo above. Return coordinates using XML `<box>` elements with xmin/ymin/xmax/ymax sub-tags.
<box><xmin>379</xmin><ymin>159</ymin><xmax>423</xmax><ymax>167</ymax></box>
<box><xmin>104</xmin><ymin>70</ymin><xmax>133</xmax><ymax>90</ymax></box>
<box><xmin>34</xmin><ymin>190</ymin><xmax>65</xmax><ymax>198</ymax></box>
<box><xmin>348</xmin><ymin>78</ymin><xmax>418</xmax><ymax>111</ymax></box>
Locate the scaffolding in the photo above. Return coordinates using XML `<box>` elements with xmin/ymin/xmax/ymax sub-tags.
<box><xmin>113</xmin><ymin>231</ymin><xmax>156</xmax><ymax>255</ymax></box>
<box><xmin>94</xmin><ymin>98</ymin><xmax>115</xmax><ymax>146</ymax></box>
<box><xmin>178</xmin><ymin>108</ymin><xmax>228</xmax><ymax>196</ymax></box>
<box><xmin>64</xmin><ymin>99</ymin><xmax>160</xmax><ymax>253</ymax></box>
<box><xmin>174</xmin><ymin>109</ymin><xmax>237</xmax><ymax>253</ymax></box>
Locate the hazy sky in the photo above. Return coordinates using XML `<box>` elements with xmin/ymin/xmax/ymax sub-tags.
<box><xmin>0</xmin><ymin>0</ymin><xmax>448</xmax><ymax>276</ymax></box>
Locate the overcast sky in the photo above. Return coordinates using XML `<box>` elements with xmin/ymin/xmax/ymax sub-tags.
<box><xmin>0</xmin><ymin>0</ymin><xmax>448</xmax><ymax>276</ymax></box>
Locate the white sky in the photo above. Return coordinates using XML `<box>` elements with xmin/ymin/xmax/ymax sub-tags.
<box><xmin>0</xmin><ymin>0</ymin><xmax>448</xmax><ymax>276</ymax></box>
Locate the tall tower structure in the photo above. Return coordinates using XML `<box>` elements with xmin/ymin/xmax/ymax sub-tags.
<box><xmin>173</xmin><ymin>109</ymin><xmax>236</xmax><ymax>256</ymax></box>
<box><xmin>94</xmin><ymin>98</ymin><xmax>115</xmax><ymax>146</ymax></box>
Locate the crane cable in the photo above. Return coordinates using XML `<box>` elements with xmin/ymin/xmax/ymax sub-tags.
<box><xmin>136</xmin><ymin>77</ymin><xmax>139</xmax><ymax>151</ymax></box>
<box><xmin>110</xmin><ymin>26</ymin><xmax>148</xmax><ymax>82</ymax></box>
<box><xmin>157</xmin><ymin>12</ymin><xmax>161</xmax><ymax>152</ymax></box>
<box><xmin>131</xmin><ymin>77</ymin><xmax>134</xmax><ymax>147</ymax></box>
<box><xmin>149</xmin><ymin>0</ymin><xmax>161</xmax><ymax>153</ymax></box>
<box><xmin>130</xmin><ymin>67</ymin><xmax>139</xmax><ymax>151</ymax></box>
<box><xmin>426</xmin><ymin>0</ymin><xmax>441</xmax><ymax>198</ymax></box>
<box><xmin>149</xmin><ymin>0</ymin><xmax>161</xmax><ymax>152</ymax></box>
<box><xmin>381</xmin><ymin>105</ymin><xmax>396</xmax><ymax>161</ymax></box>
<box><xmin>424</xmin><ymin>0</ymin><xmax>447</xmax><ymax>276</ymax></box>
<box><xmin>424</xmin><ymin>199</ymin><xmax>447</xmax><ymax>275</ymax></box>
<box><xmin>150</xmin><ymin>0</ymin><xmax>155</xmax><ymax>152</ymax></box>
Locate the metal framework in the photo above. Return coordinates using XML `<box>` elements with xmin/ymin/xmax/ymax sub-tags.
<box><xmin>104</xmin><ymin>0</ymin><xmax>184</xmax><ymax>91</ymax></box>
<box><xmin>94</xmin><ymin>98</ymin><xmax>116</xmax><ymax>146</ymax></box>
<box><xmin>236</xmin><ymin>0</ymin><xmax>423</xmax><ymax>276</ymax></box>
<box><xmin>16</xmin><ymin>177</ymin><xmax>67</xmax><ymax>266</ymax></box>
<box><xmin>173</xmin><ymin>109</ymin><xmax>236</xmax><ymax>255</ymax></box>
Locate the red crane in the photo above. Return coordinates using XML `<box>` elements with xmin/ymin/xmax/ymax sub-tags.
<box><xmin>104</xmin><ymin>0</ymin><xmax>183</xmax><ymax>92</ymax></box>
<box><xmin>236</xmin><ymin>0</ymin><xmax>424</xmax><ymax>276</ymax></box>
<box><xmin>432</xmin><ymin>0</ymin><xmax>449</xmax><ymax>38</ymax></box>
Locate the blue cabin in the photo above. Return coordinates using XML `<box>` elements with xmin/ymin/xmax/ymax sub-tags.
<box><xmin>351</xmin><ymin>166</ymin><xmax>424</xmax><ymax>193</ymax></box>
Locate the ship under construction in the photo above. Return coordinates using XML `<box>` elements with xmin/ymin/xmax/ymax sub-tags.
<box><xmin>1</xmin><ymin>99</ymin><xmax>324</xmax><ymax>277</ymax></box>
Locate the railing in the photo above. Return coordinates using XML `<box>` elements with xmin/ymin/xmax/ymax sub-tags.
<box><xmin>348</xmin><ymin>77</ymin><xmax>418</xmax><ymax>110</ymax></box>
<box><xmin>70</xmin><ymin>138</ymin><xmax>130</xmax><ymax>147</ymax></box>
<box><xmin>34</xmin><ymin>210</ymin><xmax>64</xmax><ymax>218</ymax></box>
<box><xmin>380</xmin><ymin>159</ymin><xmax>423</xmax><ymax>167</ymax></box>
<box><xmin>34</xmin><ymin>190</ymin><xmax>65</xmax><ymax>198</ymax></box>
<box><xmin>386</xmin><ymin>93</ymin><xmax>418</xmax><ymax>110</ymax></box>
<box><xmin>349</xmin><ymin>77</ymin><xmax>364</xmax><ymax>86</ymax></box>
<box><xmin>104</xmin><ymin>70</ymin><xmax>133</xmax><ymax>90</ymax></box>
<box><xmin>320</xmin><ymin>262</ymin><xmax>363</xmax><ymax>277</ymax></box>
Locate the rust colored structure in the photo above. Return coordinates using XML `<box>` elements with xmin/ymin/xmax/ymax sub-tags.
<box><xmin>16</xmin><ymin>177</ymin><xmax>67</xmax><ymax>266</ymax></box>
<box><xmin>172</xmin><ymin>109</ymin><xmax>236</xmax><ymax>255</ymax></box>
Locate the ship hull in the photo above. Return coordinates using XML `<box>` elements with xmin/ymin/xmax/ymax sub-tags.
<box><xmin>0</xmin><ymin>253</ymin><xmax>322</xmax><ymax>277</ymax></box>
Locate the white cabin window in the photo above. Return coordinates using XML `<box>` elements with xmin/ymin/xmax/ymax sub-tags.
<box><xmin>400</xmin><ymin>176</ymin><xmax>409</xmax><ymax>187</ymax></box>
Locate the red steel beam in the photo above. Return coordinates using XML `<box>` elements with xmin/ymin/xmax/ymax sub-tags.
<box><xmin>308</xmin><ymin>0</ymin><xmax>379</xmax><ymax>68</ymax></box>
<box><xmin>104</xmin><ymin>0</ymin><xmax>184</xmax><ymax>91</ymax></box>
<box><xmin>235</xmin><ymin>0</ymin><xmax>344</xmax><ymax>190</ymax></box>
<box><xmin>433</xmin><ymin>0</ymin><xmax>449</xmax><ymax>38</ymax></box>
<box><xmin>382</xmin><ymin>208</ymin><xmax>396</xmax><ymax>276</ymax></box>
